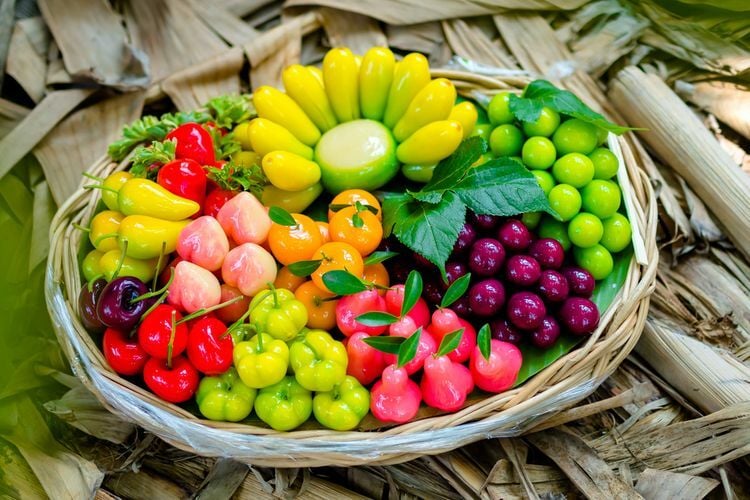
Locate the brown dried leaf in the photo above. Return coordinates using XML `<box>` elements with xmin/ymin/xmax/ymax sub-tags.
<box><xmin>162</xmin><ymin>48</ymin><xmax>243</xmax><ymax>111</ymax></box>
<box><xmin>188</xmin><ymin>0</ymin><xmax>259</xmax><ymax>46</ymax></box>
<box><xmin>319</xmin><ymin>7</ymin><xmax>387</xmax><ymax>54</ymax></box>
<box><xmin>442</xmin><ymin>18</ymin><xmax>517</xmax><ymax>69</ymax></box>
<box><xmin>635</xmin><ymin>468</ymin><xmax>718</xmax><ymax>500</ymax></box>
<box><xmin>6</xmin><ymin>18</ymin><xmax>48</xmax><ymax>102</ymax></box>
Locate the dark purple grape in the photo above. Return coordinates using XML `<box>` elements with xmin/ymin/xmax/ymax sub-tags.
<box><xmin>468</xmin><ymin>279</ymin><xmax>505</xmax><ymax>317</ymax></box>
<box><xmin>469</xmin><ymin>238</ymin><xmax>506</xmax><ymax>277</ymax></box>
<box><xmin>559</xmin><ymin>298</ymin><xmax>599</xmax><ymax>335</ymax></box>
<box><xmin>377</xmin><ymin>237</ymin><xmax>405</xmax><ymax>254</ymax></box>
<box><xmin>497</xmin><ymin>219</ymin><xmax>532</xmax><ymax>252</ymax></box>
<box><xmin>97</xmin><ymin>277</ymin><xmax>151</xmax><ymax>331</ymax></box>
<box><xmin>531</xmin><ymin>316</ymin><xmax>561</xmax><ymax>348</ymax></box>
<box><xmin>506</xmin><ymin>291</ymin><xmax>546</xmax><ymax>330</ymax></box>
<box><xmin>537</xmin><ymin>270</ymin><xmax>569</xmax><ymax>302</ymax></box>
<box><xmin>78</xmin><ymin>279</ymin><xmax>107</xmax><ymax>333</ymax></box>
<box><xmin>388</xmin><ymin>257</ymin><xmax>411</xmax><ymax>284</ymax></box>
<box><xmin>453</xmin><ymin>223</ymin><xmax>477</xmax><ymax>254</ymax></box>
<box><xmin>490</xmin><ymin>318</ymin><xmax>523</xmax><ymax>345</ymax></box>
<box><xmin>469</xmin><ymin>212</ymin><xmax>501</xmax><ymax>231</ymax></box>
<box><xmin>423</xmin><ymin>278</ymin><xmax>445</xmax><ymax>305</ymax></box>
<box><xmin>452</xmin><ymin>295</ymin><xmax>472</xmax><ymax>318</ymax></box>
<box><xmin>528</xmin><ymin>238</ymin><xmax>565</xmax><ymax>269</ymax></box>
<box><xmin>413</xmin><ymin>252</ymin><xmax>434</xmax><ymax>269</ymax></box>
<box><xmin>505</xmin><ymin>255</ymin><xmax>542</xmax><ymax>287</ymax></box>
<box><xmin>443</xmin><ymin>261</ymin><xmax>469</xmax><ymax>289</ymax></box>
<box><xmin>561</xmin><ymin>267</ymin><xmax>596</xmax><ymax>297</ymax></box>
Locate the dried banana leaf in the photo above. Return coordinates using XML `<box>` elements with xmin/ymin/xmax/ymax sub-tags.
<box><xmin>5</xmin><ymin>17</ymin><xmax>49</xmax><ymax>102</ymax></box>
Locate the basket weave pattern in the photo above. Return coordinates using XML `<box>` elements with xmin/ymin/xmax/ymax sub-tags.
<box><xmin>46</xmin><ymin>72</ymin><xmax>658</xmax><ymax>467</ymax></box>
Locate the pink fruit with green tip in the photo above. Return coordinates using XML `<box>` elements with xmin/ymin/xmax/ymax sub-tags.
<box><xmin>420</xmin><ymin>355</ymin><xmax>474</xmax><ymax>412</ymax></box>
<box><xmin>384</xmin><ymin>318</ymin><xmax>437</xmax><ymax>375</ymax></box>
<box><xmin>336</xmin><ymin>289</ymin><xmax>388</xmax><ymax>337</ymax></box>
<box><xmin>168</xmin><ymin>261</ymin><xmax>221</xmax><ymax>313</ymax></box>
<box><xmin>469</xmin><ymin>339</ymin><xmax>522</xmax><ymax>393</ymax></box>
<box><xmin>370</xmin><ymin>365</ymin><xmax>422</xmax><ymax>424</ymax></box>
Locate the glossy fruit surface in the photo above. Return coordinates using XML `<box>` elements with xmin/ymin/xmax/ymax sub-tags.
<box><xmin>103</xmin><ymin>328</ymin><xmax>149</xmax><ymax>376</ymax></box>
<box><xmin>548</xmin><ymin>184</ymin><xmax>581</xmax><ymax>222</ymax></box>
<box><xmin>532</xmin><ymin>170</ymin><xmax>556</xmax><ymax>196</ymax></box>
<box><xmin>522</xmin><ymin>136</ymin><xmax>556</xmax><ymax>170</ymax></box>
<box><xmin>268</xmin><ymin>213</ymin><xmax>323</xmax><ymax>266</ymax></box>
<box><xmin>505</xmin><ymin>255</ymin><xmax>542</xmax><ymax>287</ymax></box>
<box><xmin>581</xmin><ymin>180</ymin><xmax>621</xmax><ymax>219</ymax></box>
<box><xmin>589</xmin><ymin>147</ymin><xmax>619</xmax><ymax>179</ymax></box>
<box><xmin>295</xmin><ymin>281</ymin><xmax>338</xmax><ymax>330</ymax></box>
<box><xmin>186</xmin><ymin>317</ymin><xmax>233</xmax><ymax>375</ymax></box>
<box><xmin>528</xmin><ymin>238</ymin><xmax>565</xmax><ymax>269</ymax></box>
<box><xmin>79</xmin><ymin>279</ymin><xmax>107</xmax><ymax>332</ymax></box>
<box><xmin>600</xmin><ymin>213</ymin><xmax>632</xmax><ymax>253</ymax></box>
<box><xmin>329</xmin><ymin>205</ymin><xmax>383</xmax><ymax>256</ymax></box>
<box><xmin>138</xmin><ymin>304</ymin><xmax>189</xmax><ymax>359</ymax></box>
<box><xmin>143</xmin><ymin>355</ymin><xmax>200</xmax><ymax>404</ymax></box>
<box><xmin>507</xmin><ymin>291</ymin><xmax>546</xmax><ymax>330</ymax></box>
<box><xmin>489</xmin><ymin>124</ymin><xmax>524</xmax><ymax>157</ymax></box>
<box><xmin>97</xmin><ymin>277</ymin><xmax>151</xmax><ymax>331</ymax></box>
<box><xmin>468</xmin><ymin>279</ymin><xmax>505</xmax><ymax>317</ymax></box>
<box><xmin>531</xmin><ymin>316</ymin><xmax>561</xmax><ymax>348</ymax></box>
<box><xmin>561</xmin><ymin>267</ymin><xmax>596</xmax><ymax>297</ymax></box>
<box><xmin>469</xmin><ymin>238</ymin><xmax>505</xmax><ymax>276</ymax></box>
<box><xmin>573</xmin><ymin>244</ymin><xmax>613</xmax><ymax>280</ymax></box>
<box><xmin>538</xmin><ymin>217</ymin><xmax>572</xmax><ymax>251</ymax></box>
<box><xmin>521</xmin><ymin>107</ymin><xmax>560</xmax><ymax>137</ymax></box>
<box><xmin>568</xmin><ymin>213</ymin><xmax>604</xmax><ymax>248</ymax></box>
<box><xmin>552</xmin><ymin>118</ymin><xmax>598</xmax><ymax>155</ymax></box>
<box><xmin>537</xmin><ymin>270</ymin><xmax>570</xmax><ymax>302</ymax></box>
<box><xmin>329</xmin><ymin>189</ymin><xmax>382</xmax><ymax>221</ymax></box>
<box><xmin>552</xmin><ymin>153</ymin><xmax>595</xmax><ymax>188</ymax></box>
<box><xmin>559</xmin><ymin>297</ymin><xmax>600</xmax><ymax>335</ymax></box>
<box><xmin>490</xmin><ymin>319</ymin><xmax>523</xmax><ymax>345</ymax></box>
<box><xmin>497</xmin><ymin>219</ymin><xmax>532</xmax><ymax>251</ymax></box>
<box><xmin>487</xmin><ymin>92</ymin><xmax>514</xmax><ymax>125</ymax></box>
<box><xmin>453</xmin><ymin>223</ymin><xmax>477</xmax><ymax>253</ymax></box>
<box><xmin>311</xmin><ymin>242</ymin><xmax>364</xmax><ymax>293</ymax></box>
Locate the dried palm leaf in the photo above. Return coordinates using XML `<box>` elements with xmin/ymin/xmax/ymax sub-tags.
<box><xmin>319</xmin><ymin>7</ymin><xmax>387</xmax><ymax>54</ymax></box>
<box><xmin>6</xmin><ymin>17</ymin><xmax>49</xmax><ymax>102</ymax></box>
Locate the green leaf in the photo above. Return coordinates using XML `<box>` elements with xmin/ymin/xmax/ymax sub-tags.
<box><xmin>268</xmin><ymin>206</ymin><xmax>296</xmax><ymax>226</ymax></box>
<box><xmin>422</xmin><ymin>136</ymin><xmax>487</xmax><ymax>195</ymax></box>
<box><xmin>363</xmin><ymin>251</ymin><xmax>398</xmax><ymax>266</ymax></box>
<box><xmin>509</xmin><ymin>80</ymin><xmax>632</xmax><ymax>134</ymax></box>
<box><xmin>451</xmin><ymin>158</ymin><xmax>554</xmax><ymax>217</ymax></box>
<box><xmin>392</xmin><ymin>191</ymin><xmax>466</xmax><ymax>276</ymax></box>
<box><xmin>436</xmin><ymin>328</ymin><xmax>464</xmax><ymax>358</ymax></box>
<box><xmin>397</xmin><ymin>327</ymin><xmax>422</xmax><ymax>368</ymax></box>
<box><xmin>129</xmin><ymin>140</ymin><xmax>176</xmax><ymax>178</ymax></box>
<box><xmin>205</xmin><ymin>94</ymin><xmax>256</xmax><ymax>129</ymax></box>
<box><xmin>328</xmin><ymin>203</ymin><xmax>351</xmax><ymax>213</ymax></box>
<box><xmin>352</xmin><ymin>211</ymin><xmax>364</xmax><ymax>228</ymax></box>
<box><xmin>382</xmin><ymin>193</ymin><xmax>412</xmax><ymax>237</ymax></box>
<box><xmin>362</xmin><ymin>336</ymin><xmax>405</xmax><ymax>355</ymax></box>
<box><xmin>287</xmin><ymin>259</ymin><xmax>322</xmax><ymax>277</ymax></box>
<box><xmin>478</xmin><ymin>324</ymin><xmax>491</xmax><ymax>360</ymax></box>
<box><xmin>355</xmin><ymin>311</ymin><xmax>399</xmax><ymax>327</ymax></box>
<box><xmin>205</xmin><ymin>160</ymin><xmax>265</xmax><ymax>197</ymax></box>
<box><xmin>441</xmin><ymin>273</ymin><xmax>471</xmax><ymax>308</ymax></box>
<box><xmin>321</xmin><ymin>270</ymin><xmax>369</xmax><ymax>296</ymax></box>
<box><xmin>401</xmin><ymin>270</ymin><xmax>423</xmax><ymax>317</ymax></box>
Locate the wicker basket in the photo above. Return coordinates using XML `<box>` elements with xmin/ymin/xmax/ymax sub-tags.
<box><xmin>46</xmin><ymin>71</ymin><xmax>658</xmax><ymax>467</ymax></box>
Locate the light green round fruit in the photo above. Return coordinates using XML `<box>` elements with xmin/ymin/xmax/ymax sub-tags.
<box><xmin>588</xmin><ymin>147</ymin><xmax>619</xmax><ymax>180</ymax></box>
<box><xmin>522</xmin><ymin>107</ymin><xmax>560</xmax><ymax>137</ymax></box>
<box><xmin>532</xmin><ymin>170</ymin><xmax>556</xmax><ymax>197</ymax></box>
<box><xmin>552</xmin><ymin>153</ymin><xmax>595</xmax><ymax>188</ymax></box>
<box><xmin>522</xmin><ymin>136</ymin><xmax>556</xmax><ymax>170</ymax></box>
<box><xmin>489</xmin><ymin>124</ymin><xmax>524</xmax><ymax>157</ymax></box>
<box><xmin>488</xmin><ymin>92</ymin><xmax>514</xmax><ymax>125</ymax></box>
<box><xmin>471</xmin><ymin>123</ymin><xmax>492</xmax><ymax>142</ymax></box>
<box><xmin>552</xmin><ymin>118</ymin><xmax>599</xmax><ymax>155</ymax></box>
<box><xmin>568</xmin><ymin>212</ymin><xmax>604</xmax><ymax>248</ymax></box>
<box><xmin>314</xmin><ymin>119</ymin><xmax>399</xmax><ymax>194</ymax></box>
<box><xmin>574</xmin><ymin>244</ymin><xmax>613</xmax><ymax>280</ymax></box>
<box><xmin>538</xmin><ymin>216</ymin><xmax>571</xmax><ymax>251</ymax></box>
<box><xmin>548</xmin><ymin>184</ymin><xmax>581</xmax><ymax>222</ymax></box>
<box><xmin>521</xmin><ymin>211</ymin><xmax>542</xmax><ymax>229</ymax></box>
<box><xmin>581</xmin><ymin>180</ymin><xmax>621</xmax><ymax>219</ymax></box>
<box><xmin>600</xmin><ymin>213</ymin><xmax>632</xmax><ymax>253</ymax></box>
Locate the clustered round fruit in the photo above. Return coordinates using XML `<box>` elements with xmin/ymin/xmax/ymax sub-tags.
<box><xmin>482</xmin><ymin>92</ymin><xmax>633</xmax><ymax>281</ymax></box>
<box><xmin>386</xmin><ymin>214</ymin><xmax>601</xmax><ymax>350</ymax></box>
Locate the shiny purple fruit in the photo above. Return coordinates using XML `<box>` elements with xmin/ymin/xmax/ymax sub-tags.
<box><xmin>97</xmin><ymin>277</ymin><xmax>152</xmax><ymax>331</ymax></box>
<box><xmin>490</xmin><ymin>319</ymin><xmax>523</xmax><ymax>345</ymax></box>
<box><xmin>469</xmin><ymin>238</ymin><xmax>505</xmax><ymax>277</ymax></box>
<box><xmin>453</xmin><ymin>223</ymin><xmax>477</xmax><ymax>254</ymax></box>
<box><xmin>78</xmin><ymin>279</ymin><xmax>107</xmax><ymax>333</ymax></box>
<box><xmin>559</xmin><ymin>297</ymin><xmax>599</xmax><ymax>335</ymax></box>
<box><xmin>452</xmin><ymin>295</ymin><xmax>472</xmax><ymax>318</ymax></box>
<box><xmin>469</xmin><ymin>212</ymin><xmax>501</xmax><ymax>231</ymax></box>
<box><xmin>468</xmin><ymin>279</ymin><xmax>505</xmax><ymax>317</ymax></box>
<box><xmin>528</xmin><ymin>238</ymin><xmax>565</xmax><ymax>269</ymax></box>
<box><xmin>506</xmin><ymin>291</ymin><xmax>546</xmax><ymax>330</ymax></box>
<box><xmin>561</xmin><ymin>267</ymin><xmax>596</xmax><ymax>297</ymax></box>
<box><xmin>505</xmin><ymin>255</ymin><xmax>542</xmax><ymax>286</ymax></box>
<box><xmin>537</xmin><ymin>270</ymin><xmax>569</xmax><ymax>302</ymax></box>
<box><xmin>531</xmin><ymin>316</ymin><xmax>561</xmax><ymax>348</ymax></box>
<box><xmin>443</xmin><ymin>261</ymin><xmax>469</xmax><ymax>289</ymax></box>
<box><xmin>497</xmin><ymin>219</ymin><xmax>532</xmax><ymax>252</ymax></box>
<box><xmin>423</xmin><ymin>278</ymin><xmax>445</xmax><ymax>305</ymax></box>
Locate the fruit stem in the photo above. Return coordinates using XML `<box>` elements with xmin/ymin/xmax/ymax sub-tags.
<box><xmin>84</xmin><ymin>184</ymin><xmax>119</xmax><ymax>194</ymax></box>
<box><xmin>167</xmin><ymin>310</ymin><xmax>176</xmax><ymax>369</ymax></box>
<box><xmin>86</xmin><ymin>274</ymin><xmax>104</xmax><ymax>293</ymax></box>
<box><xmin>138</xmin><ymin>291</ymin><xmax>169</xmax><ymax>326</ymax></box>
<box><xmin>82</xmin><ymin>172</ymin><xmax>105</xmax><ymax>182</ymax></box>
<box><xmin>93</xmin><ymin>232</ymin><xmax>119</xmax><ymax>247</ymax></box>
<box><xmin>112</xmin><ymin>240</ymin><xmax>128</xmax><ymax>280</ymax></box>
<box><xmin>267</xmin><ymin>282</ymin><xmax>279</xmax><ymax>309</ymax></box>
<box><xmin>176</xmin><ymin>295</ymin><xmax>244</xmax><ymax>325</ymax></box>
<box><xmin>72</xmin><ymin>223</ymin><xmax>91</xmax><ymax>233</ymax></box>
<box><xmin>132</xmin><ymin>267</ymin><xmax>174</xmax><ymax>303</ymax></box>
<box><xmin>256</xmin><ymin>331</ymin><xmax>264</xmax><ymax>351</ymax></box>
<box><xmin>152</xmin><ymin>241</ymin><xmax>167</xmax><ymax>290</ymax></box>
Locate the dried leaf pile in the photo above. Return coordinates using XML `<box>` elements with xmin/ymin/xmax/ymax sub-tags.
<box><xmin>1</xmin><ymin>0</ymin><xmax>749</xmax><ymax>498</ymax></box>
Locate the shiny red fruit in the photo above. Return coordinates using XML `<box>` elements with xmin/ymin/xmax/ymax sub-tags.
<box><xmin>143</xmin><ymin>356</ymin><xmax>200</xmax><ymax>403</ymax></box>
<box><xmin>103</xmin><ymin>328</ymin><xmax>149</xmax><ymax>376</ymax></box>
<box><xmin>186</xmin><ymin>317</ymin><xmax>233</xmax><ymax>375</ymax></box>
<box><xmin>166</xmin><ymin>122</ymin><xmax>216</xmax><ymax>166</ymax></box>
<box><xmin>137</xmin><ymin>304</ymin><xmax>189</xmax><ymax>359</ymax></box>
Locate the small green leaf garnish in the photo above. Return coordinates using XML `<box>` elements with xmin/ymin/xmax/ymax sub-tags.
<box><xmin>441</xmin><ymin>273</ymin><xmax>471</xmax><ymax>308</ymax></box>
<box><xmin>478</xmin><ymin>324</ymin><xmax>491</xmax><ymax>360</ymax></box>
<box><xmin>355</xmin><ymin>311</ymin><xmax>399</xmax><ymax>327</ymax></box>
<box><xmin>362</xmin><ymin>335</ymin><xmax>405</xmax><ymax>355</ymax></box>
<box><xmin>205</xmin><ymin>160</ymin><xmax>265</xmax><ymax>197</ymax></box>
<box><xmin>287</xmin><ymin>259</ymin><xmax>322</xmax><ymax>277</ymax></box>
<box><xmin>363</xmin><ymin>251</ymin><xmax>398</xmax><ymax>266</ymax></box>
<box><xmin>436</xmin><ymin>328</ymin><xmax>465</xmax><ymax>358</ymax></box>
<box><xmin>321</xmin><ymin>270</ymin><xmax>369</xmax><ymax>296</ymax></box>
<box><xmin>352</xmin><ymin>211</ymin><xmax>364</xmax><ymax>228</ymax></box>
<box><xmin>129</xmin><ymin>140</ymin><xmax>176</xmax><ymax>178</ymax></box>
<box><xmin>401</xmin><ymin>270</ymin><xmax>423</xmax><ymax>318</ymax></box>
<box><xmin>328</xmin><ymin>203</ymin><xmax>351</xmax><ymax>213</ymax></box>
<box><xmin>268</xmin><ymin>206</ymin><xmax>297</xmax><ymax>226</ymax></box>
<box><xmin>398</xmin><ymin>327</ymin><xmax>422</xmax><ymax>368</ymax></box>
<box><xmin>205</xmin><ymin>94</ymin><xmax>256</xmax><ymax>129</ymax></box>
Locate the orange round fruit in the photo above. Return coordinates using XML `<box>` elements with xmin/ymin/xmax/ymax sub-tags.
<box><xmin>273</xmin><ymin>265</ymin><xmax>306</xmax><ymax>293</ymax></box>
<box><xmin>329</xmin><ymin>206</ymin><xmax>383</xmax><ymax>256</ymax></box>
<box><xmin>328</xmin><ymin>189</ymin><xmax>382</xmax><ymax>221</ymax></box>
<box><xmin>362</xmin><ymin>262</ymin><xmax>390</xmax><ymax>296</ymax></box>
<box><xmin>310</xmin><ymin>241</ymin><xmax>364</xmax><ymax>293</ymax></box>
<box><xmin>267</xmin><ymin>213</ymin><xmax>323</xmax><ymax>266</ymax></box>
<box><xmin>316</xmin><ymin>221</ymin><xmax>331</xmax><ymax>243</ymax></box>
<box><xmin>295</xmin><ymin>281</ymin><xmax>338</xmax><ymax>330</ymax></box>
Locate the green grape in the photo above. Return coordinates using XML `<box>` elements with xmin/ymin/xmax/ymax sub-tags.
<box><xmin>522</xmin><ymin>107</ymin><xmax>560</xmax><ymax>137</ymax></box>
<box><xmin>574</xmin><ymin>244</ymin><xmax>614</xmax><ymax>280</ymax></box>
<box><xmin>548</xmin><ymin>184</ymin><xmax>582</xmax><ymax>222</ymax></box>
<box><xmin>568</xmin><ymin>213</ymin><xmax>604</xmax><ymax>248</ymax></box>
<box><xmin>488</xmin><ymin>92</ymin><xmax>514</xmax><ymax>125</ymax></box>
<box><xmin>521</xmin><ymin>211</ymin><xmax>542</xmax><ymax>229</ymax></box>
<box><xmin>552</xmin><ymin>153</ymin><xmax>595</xmax><ymax>188</ymax></box>
<box><xmin>471</xmin><ymin>123</ymin><xmax>493</xmax><ymax>142</ymax></box>
<box><xmin>552</xmin><ymin>118</ymin><xmax>598</xmax><ymax>155</ymax></box>
<box><xmin>489</xmin><ymin>124</ymin><xmax>524</xmax><ymax>157</ymax></box>
<box><xmin>522</xmin><ymin>136</ymin><xmax>556</xmax><ymax>170</ymax></box>
<box><xmin>538</xmin><ymin>216</ymin><xmax>571</xmax><ymax>251</ymax></box>
<box><xmin>600</xmin><ymin>213</ymin><xmax>632</xmax><ymax>253</ymax></box>
<box><xmin>588</xmin><ymin>147</ymin><xmax>619</xmax><ymax>180</ymax></box>
<box><xmin>581</xmin><ymin>180</ymin><xmax>621</xmax><ymax>219</ymax></box>
<box><xmin>532</xmin><ymin>170</ymin><xmax>556</xmax><ymax>197</ymax></box>
<box><xmin>596</xmin><ymin>127</ymin><xmax>609</xmax><ymax>145</ymax></box>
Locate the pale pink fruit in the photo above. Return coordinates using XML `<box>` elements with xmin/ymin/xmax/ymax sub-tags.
<box><xmin>421</xmin><ymin>355</ymin><xmax>474</xmax><ymax>411</ymax></box>
<box><xmin>168</xmin><ymin>261</ymin><xmax>222</xmax><ymax>314</ymax></box>
<box><xmin>177</xmin><ymin>216</ymin><xmax>230</xmax><ymax>271</ymax></box>
<box><xmin>216</xmin><ymin>192</ymin><xmax>272</xmax><ymax>244</ymax></box>
<box><xmin>221</xmin><ymin>243</ymin><xmax>277</xmax><ymax>297</ymax></box>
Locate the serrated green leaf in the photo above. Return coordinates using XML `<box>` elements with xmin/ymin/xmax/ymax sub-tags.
<box><xmin>322</xmin><ymin>270</ymin><xmax>369</xmax><ymax>296</ymax></box>
<box><xmin>478</xmin><ymin>324</ymin><xmax>491</xmax><ymax>360</ymax></box>
<box><xmin>362</xmin><ymin>336</ymin><xmax>405</xmax><ymax>355</ymax></box>
<box><xmin>397</xmin><ymin>327</ymin><xmax>422</xmax><ymax>368</ymax></box>
<box><xmin>268</xmin><ymin>206</ymin><xmax>296</xmax><ymax>226</ymax></box>
<box><xmin>355</xmin><ymin>311</ymin><xmax>399</xmax><ymax>327</ymax></box>
<box><xmin>287</xmin><ymin>259</ymin><xmax>322</xmax><ymax>277</ymax></box>
<box><xmin>436</xmin><ymin>328</ymin><xmax>464</xmax><ymax>358</ymax></box>
<box><xmin>401</xmin><ymin>270</ymin><xmax>423</xmax><ymax>317</ymax></box>
<box><xmin>441</xmin><ymin>273</ymin><xmax>471</xmax><ymax>308</ymax></box>
<box><xmin>363</xmin><ymin>251</ymin><xmax>398</xmax><ymax>266</ymax></box>
<box><xmin>509</xmin><ymin>80</ymin><xmax>632</xmax><ymax>134</ymax></box>
<box><xmin>423</xmin><ymin>136</ymin><xmax>487</xmax><ymax>194</ymax></box>
<box><xmin>381</xmin><ymin>193</ymin><xmax>412</xmax><ymax>237</ymax></box>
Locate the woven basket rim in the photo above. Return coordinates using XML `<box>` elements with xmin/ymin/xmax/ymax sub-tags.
<box><xmin>46</xmin><ymin>70</ymin><xmax>659</xmax><ymax>467</ymax></box>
